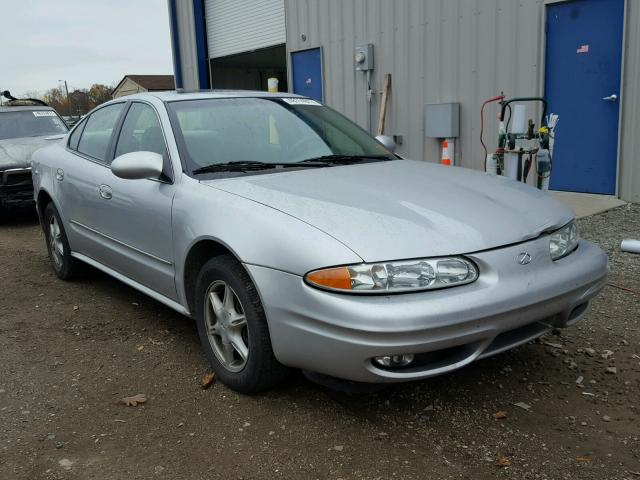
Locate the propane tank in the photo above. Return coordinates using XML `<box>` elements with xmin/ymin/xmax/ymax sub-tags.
<box><xmin>536</xmin><ymin>148</ymin><xmax>551</xmax><ymax>191</ymax></box>
<box><xmin>503</xmin><ymin>152</ymin><xmax>519</xmax><ymax>180</ymax></box>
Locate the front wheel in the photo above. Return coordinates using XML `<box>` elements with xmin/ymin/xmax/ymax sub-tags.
<box><xmin>194</xmin><ymin>255</ymin><xmax>290</xmax><ymax>394</ymax></box>
<box><xmin>43</xmin><ymin>203</ymin><xmax>82</xmax><ymax>279</ymax></box>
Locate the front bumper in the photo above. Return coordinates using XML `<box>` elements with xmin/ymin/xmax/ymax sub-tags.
<box><xmin>0</xmin><ymin>167</ymin><xmax>34</xmax><ymax>208</ymax></box>
<box><xmin>246</xmin><ymin>237</ymin><xmax>608</xmax><ymax>383</ymax></box>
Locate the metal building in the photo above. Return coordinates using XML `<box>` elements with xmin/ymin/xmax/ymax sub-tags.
<box><xmin>168</xmin><ymin>0</ymin><xmax>640</xmax><ymax>202</ymax></box>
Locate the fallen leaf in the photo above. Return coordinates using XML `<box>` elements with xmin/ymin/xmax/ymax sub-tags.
<box><xmin>514</xmin><ymin>402</ymin><xmax>531</xmax><ymax>411</ymax></box>
<box><xmin>494</xmin><ymin>411</ymin><xmax>508</xmax><ymax>420</ymax></box>
<box><xmin>495</xmin><ymin>456</ymin><xmax>511</xmax><ymax>467</ymax></box>
<box><xmin>201</xmin><ymin>372</ymin><xmax>216</xmax><ymax>389</ymax></box>
<box><xmin>136</xmin><ymin>345</ymin><xmax>144</xmax><ymax>352</ymax></box>
<box><xmin>576</xmin><ymin>456</ymin><xmax>591</xmax><ymax>463</ymax></box>
<box><xmin>121</xmin><ymin>394</ymin><xmax>147</xmax><ymax>407</ymax></box>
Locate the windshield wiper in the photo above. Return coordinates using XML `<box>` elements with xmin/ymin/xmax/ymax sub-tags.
<box><xmin>193</xmin><ymin>160</ymin><xmax>322</xmax><ymax>174</ymax></box>
<box><xmin>299</xmin><ymin>154</ymin><xmax>391</xmax><ymax>165</ymax></box>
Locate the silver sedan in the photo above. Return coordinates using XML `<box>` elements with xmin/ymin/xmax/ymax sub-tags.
<box><xmin>31</xmin><ymin>91</ymin><xmax>608</xmax><ymax>393</ymax></box>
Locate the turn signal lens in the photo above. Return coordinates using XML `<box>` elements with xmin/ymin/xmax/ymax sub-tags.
<box><xmin>305</xmin><ymin>257</ymin><xmax>478</xmax><ymax>294</ymax></box>
<box><xmin>305</xmin><ymin>266</ymin><xmax>352</xmax><ymax>290</ymax></box>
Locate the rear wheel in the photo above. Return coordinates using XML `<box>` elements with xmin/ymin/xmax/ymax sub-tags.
<box><xmin>194</xmin><ymin>255</ymin><xmax>289</xmax><ymax>394</ymax></box>
<box><xmin>43</xmin><ymin>202</ymin><xmax>82</xmax><ymax>279</ymax></box>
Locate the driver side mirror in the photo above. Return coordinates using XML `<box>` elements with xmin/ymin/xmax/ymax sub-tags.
<box><xmin>375</xmin><ymin>135</ymin><xmax>397</xmax><ymax>153</ymax></box>
<box><xmin>111</xmin><ymin>151</ymin><xmax>163</xmax><ymax>180</ymax></box>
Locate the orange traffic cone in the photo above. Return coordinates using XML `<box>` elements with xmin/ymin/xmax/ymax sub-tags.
<box><xmin>441</xmin><ymin>139</ymin><xmax>452</xmax><ymax>166</ymax></box>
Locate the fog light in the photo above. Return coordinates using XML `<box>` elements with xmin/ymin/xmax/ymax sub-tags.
<box><xmin>374</xmin><ymin>354</ymin><xmax>415</xmax><ymax>368</ymax></box>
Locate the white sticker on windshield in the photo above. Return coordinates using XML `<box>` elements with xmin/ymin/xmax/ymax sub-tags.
<box><xmin>33</xmin><ymin>111</ymin><xmax>57</xmax><ymax>117</ymax></box>
<box><xmin>282</xmin><ymin>98</ymin><xmax>321</xmax><ymax>106</ymax></box>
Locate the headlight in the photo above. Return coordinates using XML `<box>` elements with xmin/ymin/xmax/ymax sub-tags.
<box><xmin>305</xmin><ymin>257</ymin><xmax>478</xmax><ymax>294</ymax></box>
<box><xmin>549</xmin><ymin>221</ymin><xmax>579</xmax><ymax>260</ymax></box>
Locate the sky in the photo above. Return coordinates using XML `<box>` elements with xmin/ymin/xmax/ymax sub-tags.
<box><xmin>0</xmin><ymin>0</ymin><xmax>173</xmax><ymax>97</ymax></box>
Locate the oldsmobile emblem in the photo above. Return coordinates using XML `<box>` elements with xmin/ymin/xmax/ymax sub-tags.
<box><xmin>517</xmin><ymin>252</ymin><xmax>532</xmax><ymax>265</ymax></box>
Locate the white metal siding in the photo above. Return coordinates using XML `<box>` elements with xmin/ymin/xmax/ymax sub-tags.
<box><xmin>285</xmin><ymin>0</ymin><xmax>544</xmax><ymax>174</ymax></box>
<box><xmin>619</xmin><ymin>0</ymin><xmax>640</xmax><ymax>203</ymax></box>
<box><xmin>206</xmin><ymin>0</ymin><xmax>286</xmax><ymax>58</ymax></box>
<box><xmin>284</xmin><ymin>0</ymin><xmax>640</xmax><ymax>202</ymax></box>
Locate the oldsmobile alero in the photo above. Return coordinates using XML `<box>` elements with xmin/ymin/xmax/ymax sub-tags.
<box><xmin>31</xmin><ymin>91</ymin><xmax>608</xmax><ymax>393</ymax></box>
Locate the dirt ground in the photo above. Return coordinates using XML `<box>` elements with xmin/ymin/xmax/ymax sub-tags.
<box><xmin>1</xmin><ymin>205</ymin><xmax>639</xmax><ymax>480</ymax></box>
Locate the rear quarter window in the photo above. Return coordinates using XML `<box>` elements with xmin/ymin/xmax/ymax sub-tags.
<box><xmin>68</xmin><ymin>120</ymin><xmax>85</xmax><ymax>151</ymax></box>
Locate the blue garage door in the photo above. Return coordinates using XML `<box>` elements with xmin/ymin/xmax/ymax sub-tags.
<box><xmin>545</xmin><ymin>0</ymin><xmax>624</xmax><ymax>194</ymax></box>
<box><xmin>291</xmin><ymin>48</ymin><xmax>323</xmax><ymax>102</ymax></box>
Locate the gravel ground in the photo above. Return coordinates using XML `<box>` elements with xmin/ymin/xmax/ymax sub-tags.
<box><xmin>0</xmin><ymin>204</ymin><xmax>639</xmax><ymax>480</ymax></box>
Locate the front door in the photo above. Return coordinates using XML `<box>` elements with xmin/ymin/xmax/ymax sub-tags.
<box><xmin>101</xmin><ymin>102</ymin><xmax>177</xmax><ymax>300</ymax></box>
<box><xmin>545</xmin><ymin>0</ymin><xmax>624</xmax><ymax>194</ymax></box>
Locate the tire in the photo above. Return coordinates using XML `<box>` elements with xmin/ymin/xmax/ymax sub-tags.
<box><xmin>194</xmin><ymin>255</ymin><xmax>289</xmax><ymax>394</ymax></box>
<box><xmin>43</xmin><ymin>202</ymin><xmax>83</xmax><ymax>280</ymax></box>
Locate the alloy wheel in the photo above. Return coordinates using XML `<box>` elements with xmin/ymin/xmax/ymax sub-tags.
<box><xmin>48</xmin><ymin>215</ymin><xmax>64</xmax><ymax>268</ymax></box>
<box><xmin>204</xmin><ymin>280</ymin><xmax>249</xmax><ymax>372</ymax></box>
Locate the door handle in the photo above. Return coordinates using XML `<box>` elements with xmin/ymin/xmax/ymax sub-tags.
<box><xmin>55</xmin><ymin>168</ymin><xmax>64</xmax><ymax>181</ymax></box>
<box><xmin>602</xmin><ymin>94</ymin><xmax>618</xmax><ymax>102</ymax></box>
<box><xmin>98</xmin><ymin>184</ymin><xmax>113</xmax><ymax>200</ymax></box>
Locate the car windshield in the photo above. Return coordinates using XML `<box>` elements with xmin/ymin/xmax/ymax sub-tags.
<box><xmin>0</xmin><ymin>110</ymin><xmax>68</xmax><ymax>140</ymax></box>
<box><xmin>167</xmin><ymin>97</ymin><xmax>394</xmax><ymax>173</ymax></box>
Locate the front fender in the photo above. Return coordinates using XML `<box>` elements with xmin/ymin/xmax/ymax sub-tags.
<box><xmin>172</xmin><ymin>177</ymin><xmax>363</xmax><ymax>309</ymax></box>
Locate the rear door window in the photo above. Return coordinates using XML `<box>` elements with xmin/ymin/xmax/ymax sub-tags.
<box><xmin>77</xmin><ymin>103</ymin><xmax>125</xmax><ymax>163</ymax></box>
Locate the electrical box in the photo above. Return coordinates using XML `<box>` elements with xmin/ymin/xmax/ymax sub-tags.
<box><xmin>424</xmin><ymin>102</ymin><xmax>460</xmax><ymax>138</ymax></box>
<box><xmin>354</xmin><ymin>44</ymin><xmax>374</xmax><ymax>71</ymax></box>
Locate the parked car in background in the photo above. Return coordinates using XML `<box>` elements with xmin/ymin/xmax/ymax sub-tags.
<box><xmin>0</xmin><ymin>103</ymin><xmax>68</xmax><ymax>218</ymax></box>
<box><xmin>62</xmin><ymin>115</ymin><xmax>81</xmax><ymax>128</ymax></box>
<box><xmin>31</xmin><ymin>91</ymin><xmax>608</xmax><ymax>394</ymax></box>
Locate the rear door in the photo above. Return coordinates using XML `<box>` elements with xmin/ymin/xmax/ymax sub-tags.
<box><xmin>61</xmin><ymin>102</ymin><xmax>127</xmax><ymax>260</ymax></box>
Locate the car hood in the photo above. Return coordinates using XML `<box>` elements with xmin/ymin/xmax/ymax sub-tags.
<box><xmin>203</xmin><ymin>160</ymin><xmax>574</xmax><ymax>262</ymax></box>
<box><xmin>0</xmin><ymin>135</ymin><xmax>64</xmax><ymax>169</ymax></box>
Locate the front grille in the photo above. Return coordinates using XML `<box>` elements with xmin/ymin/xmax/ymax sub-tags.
<box><xmin>3</xmin><ymin>171</ymin><xmax>32</xmax><ymax>186</ymax></box>
<box><xmin>481</xmin><ymin>320</ymin><xmax>552</xmax><ymax>357</ymax></box>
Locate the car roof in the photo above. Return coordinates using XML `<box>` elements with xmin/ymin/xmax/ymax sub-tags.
<box><xmin>122</xmin><ymin>90</ymin><xmax>309</xmax><ymax>102</ymax></box>
<box><xmin>0</xmin><ymin>105</ymin><xmax>56</xmax><ymax>113</ymax></box>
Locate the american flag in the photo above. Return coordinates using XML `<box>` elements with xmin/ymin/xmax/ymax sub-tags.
<box><xmin>577</xmin><ymin>44</ymin><xmax>589</xmax><ymax>54</ymax></box>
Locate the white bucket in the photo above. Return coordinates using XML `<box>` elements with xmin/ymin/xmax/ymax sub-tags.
<box><xmin>486</xmin><ymin>154</ymin><xmax>498</xmax><ymax>175</ymax></box>
<box><xmin>267</xmin><ymin>77</ymin><xmax>279</xmax><ymax>93</ymax></box>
